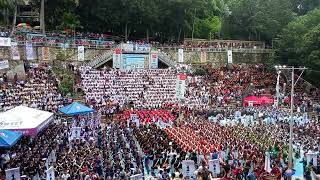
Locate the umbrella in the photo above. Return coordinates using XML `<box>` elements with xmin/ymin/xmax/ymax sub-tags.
<box><xmin>0</xmin><ymin>130</ymin><xmax>22</xmax><ymax>148</ymax></box>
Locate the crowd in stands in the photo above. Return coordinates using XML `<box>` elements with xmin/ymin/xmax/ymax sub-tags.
<box><xmin>80</xmin><ymin>67</ymin><xmax>177</xmax><ymax>109</ymax></box>
<box><xmin>0</xmin><ymin>65</ymin><xmax>64</xmax><ymax>113</ymax></box>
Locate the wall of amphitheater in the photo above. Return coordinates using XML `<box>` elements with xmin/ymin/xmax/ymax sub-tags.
<box><xmin>0</xmin><ymin>45</ymin><xmax>273</xmax><ymax>77</ymax></box>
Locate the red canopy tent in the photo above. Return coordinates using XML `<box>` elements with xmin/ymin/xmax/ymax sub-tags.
<box><xmin>259</xmin><ymin>96</ymin><xmax>274</xmax><ymax>105</ymax></box>
<box><xmin>243</xmin><ymin>96</ymin><xmax>260</xmax><ymax>106</ymax></box>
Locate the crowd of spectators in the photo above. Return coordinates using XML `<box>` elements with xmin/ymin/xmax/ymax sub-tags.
<box><xmin>80</xmin><ymin>67</ymin><xmax>177</xmax><ymax>110</ymax></box>
<box><xmin>183</xmin><ymin>40</ymin><xmax>265</xmax><ymax>49</ymax></box>
<box><xmin>0</xmin><ymin>65</ymin><xmax>65</xmax><ymax>113</ymax></box>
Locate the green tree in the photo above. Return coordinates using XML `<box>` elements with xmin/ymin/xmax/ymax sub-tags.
<box><xmin>276</xmin><ymin>8</ymin><xmax>320</xmax><ymax>86</ymax></box>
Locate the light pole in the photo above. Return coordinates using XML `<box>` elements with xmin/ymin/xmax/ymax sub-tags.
<box><xmin>274</xmin><ymin>65</ymin><xmax>307</xmax><ymax>173</ymax></box>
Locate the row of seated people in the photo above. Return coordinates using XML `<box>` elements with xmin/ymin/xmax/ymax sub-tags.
<box><xmin>1</xmin><ymin>112</ymin><xmax>104</xmax><ymax>179</ymax></box>
<box><xmin>164</xmin><ymin>117</ymin><xmax>288</xmax><ymax>179</ymax></box>
<box><xmin>0</xmin><ymin>66</ymin><xmax>64</xmax><ymax>113</ymax></box>
<box><xmin>184</xmin><ymin>64</ymin><xmax>277</xmax><ymax>109</ymax></box>
<box><xmin>116</xmin><ymin>109</ymin><xmax>176</xmax><ymax>124</ymax></box>
<box><xmin>80</xmin><ymin>67</ymin><xmax>177</xmax><ymax>109</ymax></box>
<box><xmin>101</xmin><ymin>122</ymin><xmax>143</xmax><ymax>179</ymax></box>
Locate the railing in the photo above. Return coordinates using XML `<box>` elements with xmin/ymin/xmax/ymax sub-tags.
<box><xmin>158</xmin><ymin>52</ymin><xmax>177</xmax><ymax>67</ymax></box>
<box><xmin>13</xmin><ymin>40</ymin><xmax>115</xmax><ymax>49</ymax></box>
<box><xmin>86</xmin><ymin>50</ymin><xmax>113</xmax><ymax>68</ymax></box>
<box><xmin>157</xmin><ymin>46</ymin><xmax>272</xmax><ymax>53</ymax></box>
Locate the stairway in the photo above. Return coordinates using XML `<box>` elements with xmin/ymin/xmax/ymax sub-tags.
<box><xmin>158</xmin><ymin>52</ymin><xmax>177</xmax><ymax>68</ymax></box>
<box><xmin>85</xmin><ymin>49</ymin><xmax>114</xmax><ymax>68</ymax></box>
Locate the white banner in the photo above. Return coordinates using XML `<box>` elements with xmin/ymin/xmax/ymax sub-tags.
<box><xmin>0</xmin><ymin>37</ymin><xmax>11</xmax><ymax>47</ymax></box>
<box><xmin>26</xmin><ymin>42</ymin><xmax>34</xmax><ymax>60</ymax></box>
<box><xmin>149</xmin><ymin>51</ymin><xmax>158</xmax><ymax>69</ymax></box>
<box><xmin>121</xmin><ymin>43</ymin><xmax>134</xmax><ymax>52</ymax></box>
<box><xmin>0</xmin><ymin>60</ymin><xmax>9</xmax><ymax>70</ymax></box>
<box><xmin>78</xmin><ymin>46</ymin><xmax>85</xmax><ymax>61</ymax></box>
<box><xmin>11</xmin><ymin>42</ymin><xmax>20</xmax><ymax>60</ymax></box>
<box><xmin>113</xmin><ymin>48</ymin><xmax>122</xmax><ymax>68</ymax></box>
<box><xmin>5</xmin><ymin>167</ymin><xmax>20</xmax><ymax>180</ymax></box>
<box><xmin>209</xmin><ymin>159</ymin><xmax>221</xmax><ymax>175</ymax></box>
<box><xmin>71</xmin><ymin>127</ymin><xmax>81</xmax><ymax>140</ymax></box>
<box><xmin>306</xmin><ymin>152</ymin><xmax>318</xmax><ymax>167</ymax></box>
<box><xmin>227</xmin><ymin>50</ymin><xmax>233</xmax><ymax>64</ymax></box>
<box><xmin>176</xmin><ymin>74</ymin><xmax>187</xmax><ymax>99</ymax></box>
<box><xmin>182</xmin><ymin>160</ymin><xmax>196</xmax><ymax>178</ymax></box>
<box><xmin>178</xmin><ymin>49</ymin><xmax>184</xmax><ymax>63</ymax></box>
<box><xmin>130</xmin><ymin>174</ymin><xmax>143</xmax><ymax>180</ymax></box>
<box><xmin>46</xmin><ymin>166</ymin><xmax>55</xmax><ymax>180</ymax></box>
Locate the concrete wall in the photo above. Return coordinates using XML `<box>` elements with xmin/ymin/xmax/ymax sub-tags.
<box><xmin>0</xmin><ymin>46</ymin><xmax>273</xmax><ymax>75</ymax></box>
<box><xmin>162</xmin><ymin>50</ymin><xmax>272</xmax><ymax>65</ymax></box>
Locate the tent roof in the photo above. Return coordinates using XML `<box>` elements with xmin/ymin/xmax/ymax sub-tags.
<box><xmin>0</xmin><ymin>129</ymin><xmax>22</xmax><ymax>148</ymax></box>
<box><xmin>244</xmin><ymin>96</ymin><xmax>259</xmax><ymax>101</ymax></box>
<box><xmin>0</xmin><ymin>106</ymin><xmax>54</xmax><ymax>130</ymax></box>
<box><xmin>59</xmin><ymin>102</ymin><xmax>94</xmax><ymax>116</ymax></box>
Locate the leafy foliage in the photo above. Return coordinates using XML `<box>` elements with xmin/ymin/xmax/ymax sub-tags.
<box><xmin>276</xmin><ymin>8</ymin><xmax>320</xmax><ymax>86</ymax></box>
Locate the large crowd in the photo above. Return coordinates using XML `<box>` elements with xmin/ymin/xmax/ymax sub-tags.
<box><xmin>0</xmin><ymin>59</ymin><xmax>318</xmax><ymax>180</ymax></box>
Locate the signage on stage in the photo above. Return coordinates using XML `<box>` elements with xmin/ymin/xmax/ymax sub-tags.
<box><xmin>149</xmin><ymin>51</ymin><xmax>158</xmax><ymax>69</ymax></box>
<box><xmin>113</xmin><ymin>48</ymin><xmax>122</xmax><ymax>68</ymax></box>
<box><xmin>0</xmin><ymin>37</ymin><xmax>11</xmax><ymax>47</ymax></box>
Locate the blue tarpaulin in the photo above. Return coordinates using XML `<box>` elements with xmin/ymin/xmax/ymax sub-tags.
<box><xmin>59</xmin><ymin>102</ymin><xmax>94</xmax><ymax>116</ymax></box>
<box><xmin>0</xmin><ymin>130</ymin><xmax>22</xmax><ymax>148</ymax></box>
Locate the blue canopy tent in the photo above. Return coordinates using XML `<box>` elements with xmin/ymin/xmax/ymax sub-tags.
<box><xmin>59</xmin><ymin>102</ymin><xmax>94</xmax><ymax>116</ymax></box>
<box><xmin>0</xmin><ymin>130</ymin><xmax>22</xmax><ymax>148</ymax></box>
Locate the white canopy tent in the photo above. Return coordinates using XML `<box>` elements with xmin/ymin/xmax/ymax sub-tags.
<box><xmin>0</xmin><ymin>106</ymin><xmax>54</xmax><ymax>136</ymax></box>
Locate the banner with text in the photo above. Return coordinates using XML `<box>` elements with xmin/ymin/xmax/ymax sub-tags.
<box><xmin>176</xmin><ymin>74</ymin><xmax>187</xmax><ymax>99</ymax></box>
<box><xmin>0</xmin><ymin>37</ymin><xmax>11</xmax><ymax>47</ymax></box>
<box><xmin>78</xmin><ymin>46</ymin><xmax>85</xmax><ymax>61</ymax></box>
<box><xmin>227</xmin><ymin>50</ymin><xmax>233</xmax><ymax>64</ymax></box>
<box><xmin>46</xmin><ymin>166</ymin><xmax>55</xmax><ymax>180</ymax></box>
<box><xmin>0</xmin><ymin>60</ymin><xmax>9</xmax><ymax>70</ymax></box>
<box><xmin>11</xmin><ymin>42</ymin><xmax>20</xmax><ymax>60</ymax></box>
<box><xmin>149</xmin><ymin>51</ymin><xmax>158</xmax><ymax>69</ymax></box>
<box><xmin>200</xmin><ymin>51</ymin><xmax>207</xmax><ymax>63</ymax></box>
<box><xmin>26</xmin><ymin>42</ymin><xmax>35</xmax><ymax>60</ymax></box>
<box><xmin>182</xmin><ymin>160</ymin><xmax>196</xmax><ymax>178</ymax></box>
<box><xmin>42</xmin><ymin>47</ymin><xmax>50</xmax><ymax>61</ymax></box>
<box><xmin>113</xmin><ymin>48</ymin><xmax>122</xmax><ymax>68</ymax></box>
<box><xmin>5</xmin><ymin>167</ymin><xmax>20</xmax><ymax>180</ymax></box>
<box><xmin>178</xmin><ymin>49</ymin><xmax>184</xmax><ymax>63</ymax></box>
<box><xmin>209</xmin><ymin>159</ymin><xmax>221</xmax><ymax>175</ymax></box>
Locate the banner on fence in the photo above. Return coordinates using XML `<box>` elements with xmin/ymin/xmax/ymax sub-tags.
<box><xmin>5</xmin><ymin>167</ymin><xmax>20</xmax><ymax>180</ymax></box>
<box><xmin>0</xmin><ymin>60</ymin><xmax>9</xmax><ymax>70</ymax></box>
<box><xmin>134</xmin><ymin>44</ymin><xmax>150</xmax><ymax>53</ymax></box>
<box><xmin>42</xmin><ymin>47</ymin><xmax>50</xmax><ymax>61</ymax></box>
<box><xmin>26</xmin><ymin>42</ymin><xmax>35</xmax><ymax>60</ymax></box>
<box><xmin>200</xmin><ymin>51</ymin><xmax>207</xmax><ymax>63</ymax></box>
<box><xmin>182</xmin><ymin>160</ymin><xmax>196</xmax><ymax>178</ymax></box>
<box><xmin>178</xmin><ymin>49</ymin><xmax>184</xmax><ymax>63</ymax></box>
<box><xmin>11</xmin><ymin>42</ymin><xmax>20</xmax><ymax>60</ymax></box>
<box><xmin>0</xmin><ymin>37</ymin><xmax>11</xmax><ymax>47</ymax></box>
<box><xmin>227</xmin><ymin>50</ymin><xmax>233</xmax><ymax>64</ymax></box>
<box><xmin>78</xmin><ymin>46</ymin><xmax>85</xmax><ymax>61</ymax></box>
<box><xmin>113</xmin><ymin>48</ymin><xmax>122</xmax><ymax>68</ymax></box>
<box><xmin>149</xmin><ymin>51</ymin><xmax>158</xmax><ymax>69</ymax></box>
